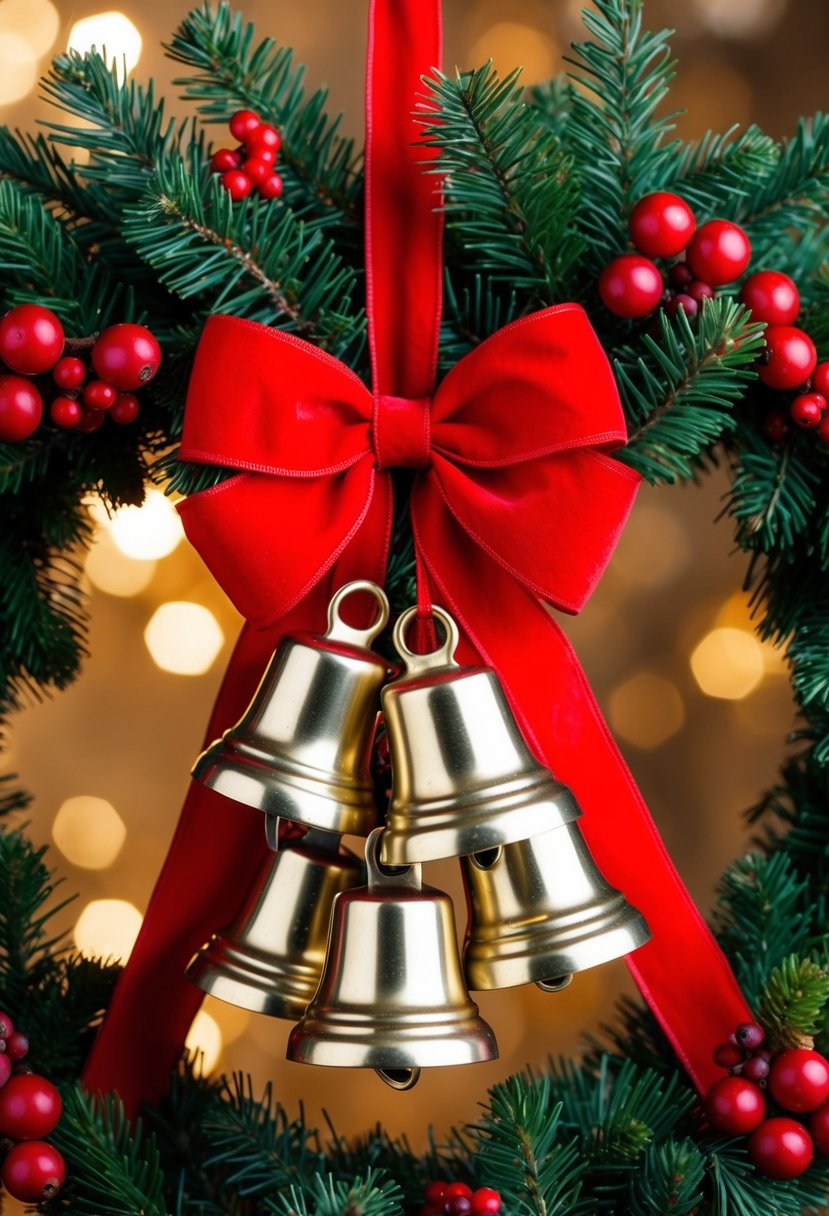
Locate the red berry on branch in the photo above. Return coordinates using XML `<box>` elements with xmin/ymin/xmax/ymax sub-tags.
<box><xmin>52</xmin><ymin>355</ymin><xmax>86</xmax><ymax>389</ymax></box>
<box><xmin>221</xmin><ymin>168</ymin><xmax>253</xmax><ymax>200</ymax></box>
<box><xmin>445</xmin><ymin>1183</ymin><xmax>474</xmax><ymax>1200</ymax></box>
<box><xmin>229</xmin><ymin>109</ymin><xmax>261</xmax><ymax>142</ymax></box>
<box><xmin>51</xmin><ymin>397</ymin><xmax>82</xmax><ymax>428</ymax></box>
<box><xmin>0</xmin><ymin>1014</ymin><xmax>12</xmax><ymax>1037</ymax></box>
<box><xmin>109</xmin><ymin>392</ymin><xmax>140</xmax><ymax>425</ymax></box>
<box><xmin>791</xmin><ymin>392</ymin><xmax>826</xmax><ymax>429</ymax></box>
<box><xmin>92</xmin><ymin>323</ymin><xmax>162</xmax><ymax>390</ymax></box>
<box><xmin>259</xmin><ymin>173</ymin><xmax>284</xmax><ymax>200</ymax></box>
<box><xmin>811</xmin><ymin>361</ymin><xmax>829</xmax><ymax>399</ymax></box>
<box><xmin>0</xmin><ymin>375</ymin><xmax>42</xmax><ymax>442</ymax></box>
<box><xmin>248</xmin><ymin>123</ymin><xmax>281</xmax><ymax>154</ymax></box>
<box><xmin>758</xmin><ymin>326</ymin><xmax>818</xmax><ymax>390</ymax></box>
<box><xmin>687</xmin><ymin>280</ymin><xmax>714</xmax><ymax>304</ymax></box>
<box><xmin>0</xmin><ymin>304</ymin><xmax>64</xmax><ymax>374</ymax></box>
<box><xmin>713</xmin><ymin>1042</ymin><xmax>744</xmax><ymax>1069</ymax></box>
<box><xmin>0</xmin><ymin>1140</ymin><xmax>65</xmax><ymax>1203</ymax></box>
<box><xmin>669</xmin><ymin>263</ymin><xmax>693</xmax><ymax>288</ymax></box>
<box><xmin>704</xmin><ymin>1075</ymin><xmax>766</xmax><ymax>1134</ymax></box>
<box><xmin>629</xmin><ymin>192</ymin><xmax>696</xmax><ymax>259</ymax></box>
<box><xmin>83</xmin><ymin>379</ymin><xmax>117</xmax><ymax>410</ymax></box>
<box><xmin>5</xmin><ymin>1031</ymin><xmax>28</xmax><ymax>1061</ymax></box>
<box><xmin>735</xmin><ymin>1022</ymin><xmax>766</xmax><ymax>1051</ymax></box>
<box><xmin>0</xmin><ymin>1073</ymin><xmax>62</xmax><ymax>1139</ymax></box>
<box><xmin>810</xmin><ymin>1098</ymin><xmax>829</xmax><ymax>1155</ymax></box>
<box><xmin>210</xmin><ymin>147</ymin><xmax>242</xmax><ymax>173</ymax></box>
<box><xmin>743</xmin><ymin>1054</ymin><xmax>771</xmax><ymax>1082</ymax></box>
<box><xmin>246</xmin><ymin>141</ymin><xmax>277</xmax><ymax>165</ymax></box>
<box><xmin>76</xmin><ymin>406</ymin><xmax>105</xmax><ymax>433</ymax></box>
<box><xmin>686</xmin><ymin>220</ymin><xmax>751</xmax><ymax>286</ymax></box>
<box><xmin>748</xmin><ymin>1118</ymin><xmax>814</xmax><ymax>1179</ymax></box>
<box><xmin>769</xmin><ymin>1049</ymin><xmax>829</xmax><ymax>1112</ymax></box>
<box><xmin>665</xmin><ymin>293</ymin><xmax>698</xmax><ymax>319</ymax></box>
<box><xmin>242</xmin><ymin>156</ymin><xmax>272</xmax><ymax>185</ymax></box>
<box><xmin>0</xmin><ymin>1055</ymin><xmax>10</xmax><ymax>1089</ymax></box>
<box><xmin>424</xmin><ymin>1182</ymin><xmax>448</xmax><ymax>1204</ymax></box>
<box><xmin>446</xmin><ymin>1200</ymin><xmax>473</xmax><ymax>1216</ymax></box>
<box><xmin>741</xmin><ymin>271</ymin><xmax>800</xmax><ymax>326</ymax></box>
<box><xmin>598</xmin><ymin>255</ymin><xmax>663</xmax><ymax>318</ymax></box>
<box><xmin>471</xmin><ymin>1187</ymin><xmax>502</xmax><ymax>1214</ymax></box>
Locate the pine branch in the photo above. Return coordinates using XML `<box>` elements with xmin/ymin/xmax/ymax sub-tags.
<box><xmin>708</xmin><ymin>1145</ymin><xmax>805</xmax><ymax>1216</ymax></box>
<box><xmin>727</xmin><ymin>425</ymin><xmax>822</xmax><ymax>555</ymax></box>
<box><xmin>666</xmin><ymin>125</ymin><xmax>778</xmax><ymax>217</ymax></box>
<box><xmin>266</xmin><ymin>1169</ymin><xmax>404</xmax><ymax>1216</ymax></box>
<box><xmin>627</xmin><ymin>1139</ymin><xmax>705</xmax><ymax>1216</ymax></box>
<box><xmin>759</xmin><ymin>954</ymin><xmax>829</xmax><ymax>1050</ymax></box>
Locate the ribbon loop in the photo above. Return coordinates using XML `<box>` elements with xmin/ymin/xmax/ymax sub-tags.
<box><xmin>372</xmin><ymin>394</ymin><xmax>432</xmax><ymax>469</ymax></box>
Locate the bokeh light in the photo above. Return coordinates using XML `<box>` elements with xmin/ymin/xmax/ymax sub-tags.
<box><xmin>85</xmin><ymin>529</ymin><xmax>157</xmax><ymax>597</ymax></box>
<box><xmin>468</xmin><ymin>23</ymin><xmax>557</xmax><ymax>83</ymax></box>
<box><xmin>0</xmin><ymin>35</ymin><xmax>38</xmax><ymax>105</ymax></box>
<box><xmin>611</xmin><ymin>503</ymin><xmax>691</xmax><ymax>589</ymax></box>
<box><xmin>692</xmin><ymin>0</ymin><xmax>786</xmax><ymax>39</ymax></box>
<box><xmin>74</xmin><ymin>898</ymin><xmax>142</xmax><ymax>963</ymax></box>
<box><xmin>185</xmin><ymin>1010</ymin><xmax>223</xmax><ymax>1074</ymax></box>
<box><xmin>0</xmin><ymin>0</ymin><xmax>59</xmax><ymax>57</ymax></box>
<box><xmin>690</xmin><ymin>626</ymin><xmax>765</xmax><ymax>700</ymax></box>
<box><xmin>67</xmin><ymin>11</ymin><xmax>143</xmax><ymax>72</ymax></box>
<box><xmin>52</xmin><ymin>795</ymin><xmax>126</xmax><ymax>869</ymax></box>
<box><xmin>608</xmin><ymin>672</ymin><xmax>686</xmax><ymax>749</ymax></box>
<box><xmin>107</xmin><ymin>489</ymin><xmax>184</xmax><ymax>560</ymax></box>
<box><xmin>144</xmin><ymin>602</ymin><xmax>225</xmax><ymax>675</ymax></box>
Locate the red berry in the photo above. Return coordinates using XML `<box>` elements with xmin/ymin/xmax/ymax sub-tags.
<box><xmin>769</xmin><ymin>1049</ymin><xmax>829</xmax><ymax>1113</ymax></box>
<box><xmin>791</xmin><ymin>392</ymin><xmax>826</xmax><ymax>429</ymax></box>
<box><xmin>0</xmin><ymin>1014</ymin><xmax>12</xmax><ymax>1037</ymax></box>
<box><xmin>221</xmin><ymin>169</ymin><xmax>253</xmax><ymax>200</ymax></box>
<box><xmin>52</xmin><ymin>355</ymin><xmax>86</xmax><ymax>389</ymax></box>
<box><xmin>229</xmin><ymin>109</ymin><xmax>261</xmax><ymax>142</ymax></box>
<box><xmin>687</xmin><ymin>280</ymin><xmax>715</xmax><ymax>304</ymax></box>
<box><xmin>735</xmin><ymin>1022</ymin><xmax>766</xmax><ymax>1051</ymax></box>
<box><xmin>447</xmin><ymin>1199</ymin><xmax>473</xmax><ymax>1216</ymax></box>
<box><xmin>713</xmin><ymin>1042</ymin><xmax>744</xmax><ymax>1069</ymax></box>
<box><xmin>809</xmin><ymin>1098</ymin><xmax>829</xmax><ymax>1155</ymax></box>
<box><xmin>743</xmin><ymin>1054</ymin><xmax>771</xmax><ymax>1082</ymax></box>
<box><xmin>0</xmin><ymin>375</ymin><xmax>42</xmax><ymax>441</ymax></box>
<box><xmin>445</xmin><ymin>1183</ymin><xmax>474</xmax><ymax>1200</ymax></box>
<box><xmin>259</xmin><ymin>173</ymin><xmax>284</xmax><ymax>200</ymax></box>
<box><xmin>598</xmin><ymin>255</ymin><xmax>663</xmax><ymax>318</ymax></box>
<box><xmin>91</xmin><ymin>324</ymin><xmax>162</xmax><ymax>390</ymax></box>
<box><xmin>812</xmin><ymin>361</ymin><xmax>829</xmax><ymax>398</ymax></box>
<box><xmin>629</xmin><ymin>192</ymin><xmax>696</xmax><ymax>259</ymax></box>
<box><xmin>748</xmin><ymin>1117</ymin><xmax>814</xmax><ymax>1180</ymax></box>
<box><xmin>50</xmin><ymin>396</ymin><xmax>82</xmax><ymax>429</ymax></box>
<box><xmin>666</xmin><ymin>293</ymin><xmax>698</xmax><ymax>319</ymax></box>
<box><xmin>246</xmin><ymin>141</ymin><xmax>277</xmax><ymax>165</ymax></box>
<box><xmin>76</xmin><ymin>406</ymin><xmax>105</xmax><ymax>433</ymax></box>
<box><xmin>241</xmin><ymin>156</ymin><xmax>271</xmax><ymax>185</ymax></box>
<box><xmin>109</xmin><ymin>392</ymin><xmax>140</xmax><ymax>425</ymax></box>
<box><xmin>0</xmin><ymin>304</ymin><xmax>64</xmax><ymax>374</ymax></box>
<box><xmin>758</xmin><ymin>326</ymin><xmax>818</xmax><ymax>390</ymax></box>
<box><xmin>471</xmin><ymin>1187</ymin><xmax>502</xmax><ymax>1214</ymax></box>
<box><xmin>1</xmin><ymin>1140</ymin><xmax>65</xmax><ymax>1202</ymax></box>
<box><xmin>705</xmin><ymin>1075</ymin><xmax>766</xmax><ymax>1134</ymax></box>
<box><xmin>686</xmin><ymin>220</ymin><xmax>751</xmax><ymax>286</ymax></box>
<box><xmin>424</xmin><ymin>1182</ymin><xmax>447</xmax><ymax>1204</ymax></box>
<box><xmin>83</xmin><ymin>379</ymin><xmax>117</xmax><ymax>410</ymax></box>
<box><xmin>741</xmin><ymin>270</ymin><xmax>800</xmax><ymax>327</ymax></box>
<box><xmin>247</xmin><ymin>123</ymin><xmax>281</xmax><ymax>154</ymax></box>
<box><xmin>210</xmin><ymin>147</ymin><xmax>242</xmax><ymax>173</ymax></box>
<box><xmin>0</xmin><ymin>1074</ymin><xmax>62</xmax><ymax>1139</ymax></box>
<box><xmin>5</xmin><ymin>1032</ymin><xmax>28</xmax><ymax>1061</ymax></box>
<box><xmin>0</xmin><ymin>1055</ymin><xmax>10</xmax><ymax>1089</ymax></box>
<box><xmin>669</xmin><ymin>262</ymin><xmax>693</xmax><ymax>288</ymax></box>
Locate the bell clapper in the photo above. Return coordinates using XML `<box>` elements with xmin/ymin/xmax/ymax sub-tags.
<box><xmin>536</xmin><ymin>975</ymin><xmax>574</xmax><ymax>993</ymax></box>
<box><xmin>375</xmin><ymin>1066</ymin><xmax>421</xmax><ymax>1091</ymax></box>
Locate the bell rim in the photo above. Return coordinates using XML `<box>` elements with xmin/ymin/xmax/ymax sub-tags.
<box><xmin>286</xmin><ymin>1019</ymin><xmax>499</xmax><ymax>1070</ymax></box>
<box><xmin>187</xmin><ymin>942</ymin><xmax>320</xmax><ymax>1020</ymax></box>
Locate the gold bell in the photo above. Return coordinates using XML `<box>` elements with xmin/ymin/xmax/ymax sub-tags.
<box><xmin>287</xmin><ymin>828</ymin><xmax>498</xmax><ymax>1089</ymax></box>
<box><xmin>462</xmin><ymin>811</ymin><xmax>651</xmax><ymax>992</ymax></box>
<box><xmin>186</xmin><ymin>828</ymin><xmax>364</xmax><ymax>1020</ymax></box>
<box><xmin>192</xmin><ymin>581</ymin><xmax>390</xmax><ymax>836</ymax></box>
<box><xmin>379</xmin><ymin>605</ymin><xmax>581</xmax><ymax>866</ymax></box>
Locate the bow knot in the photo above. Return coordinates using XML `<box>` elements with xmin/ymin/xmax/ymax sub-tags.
<box><xmin>372</xmin><ymin>393</ymin><xmax>432</xmax><ymax>469</ymax></box>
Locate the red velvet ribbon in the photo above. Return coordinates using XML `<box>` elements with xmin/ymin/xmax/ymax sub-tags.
<box><xmin>84</xmin><ymin>0</ymin><xmax>751</xmax><ymax>1112</ymax></box>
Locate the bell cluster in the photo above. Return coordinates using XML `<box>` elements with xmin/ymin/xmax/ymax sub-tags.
<box><xmin>186</xmin><ymin>581</ymin><xmax>651</xmax><ymax>1089</ymax></box>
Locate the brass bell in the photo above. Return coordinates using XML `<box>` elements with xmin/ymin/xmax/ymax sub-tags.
<box><xmin>192</xmin><ymin>581</ymin><xmax>390</xmax><ymax>836</ymax></box>
<box><xmin>462</xmin><ymin>810</ymin><xmax>651</xmax><ymax>992</ymax></box>
<box><xmin>287</xmin><ymin>828</ymin><xmax>498</xmax><ymax>1089</ymax></box>
<box><xmin>379</xmin><ymin>605</ymin><xmax>582</xmax><ymax>865</ymax></box>
<box><xmin>186</xmin><ymin>828</ymin><xmax>364</xmax><ymax>1020</ymax></box>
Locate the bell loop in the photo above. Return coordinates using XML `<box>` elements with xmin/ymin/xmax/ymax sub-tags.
<box><xmin>376</xmin><ymin>1066</ymin><xmax>421</xmax><ymax>1090</ymax></box>
<box><xmin>392</xmin><ymin>603</ymin><xmax>460</xmax><ymax>677</ymax></box>
<box><xmin>326</xmin><ymin>580</ymin><xmax>390</xmax><ymax>650</ymax></box>
<box><xmin>372</xmin><ymin>393</ymin><xmax>432</xmax><ymax>470</ymax></box>
<box><xmin>366</xmin><ymin>827</ymin><xmax>421</xmax><ymax>892</ymax></box>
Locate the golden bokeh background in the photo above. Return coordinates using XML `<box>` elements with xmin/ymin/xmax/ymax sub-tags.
<box><xmin>3</xmin><ymin>0</ymin><xmax>823</xmax><ymax>1147</ymax></box>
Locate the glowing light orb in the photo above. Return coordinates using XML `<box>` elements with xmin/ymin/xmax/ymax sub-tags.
<box><xmin>52</xmin><ymin>795</ymin><xmax>126</xmax><ymax>869</ymax></box>
<box><xmin>144</xmin><ymin>601</ymin><xmax>224</xmax><ymax>675</ymax></box>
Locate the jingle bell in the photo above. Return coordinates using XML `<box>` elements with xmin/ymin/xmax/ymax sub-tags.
<box><xmin>287</xmin><ymin>828</ymin><xmax>497</xmax><ymax>1089</ymax></box>
<box><xmin>192</xmin><ymin>581</ymin><xmax>390</xmax><ymax>836</ymax></box>
<box><xmin>379</xmin><ymin>605</ymin><xmax>581</xmax><ymax>865</ymax></box>
<box><xmin>187</xmin><ymin>828</ymin><xmax>364</xmax><ymax>1020</ymax></box>
<box><xmin>462</xmin><ymin>811</ymin><xmax>651</xmax><ymax>992</ymax></box>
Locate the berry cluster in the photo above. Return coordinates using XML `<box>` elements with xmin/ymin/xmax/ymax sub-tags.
<box><xmin>210</xmin><ymin>109</ymin><xmax>284</xmax><ymax>201</ymax></box>
<box><xmin>0</xmin><ymin>304</ymin><xmax>161</xmax><ymax>443</ymax></box>
<box><xmin>705</xmin><ymin>1020</ymin><xmax>829</xmax><ymax>1179</ymax></box>
<box><xmin>418</xmin><ymin>1181</ymin><xmax>502</xmax><ymax>1216</ymax></box>
<box><xmin>0</xmin><ymin>1011</ymin><xmax>65</xmax><ymax>1203</ymax></box>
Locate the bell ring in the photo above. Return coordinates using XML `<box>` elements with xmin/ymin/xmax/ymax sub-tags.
<box><xmin>192</xmin><ymin>580</ymin><xmax>390</xmax><ymax>836</ymax></box>
<box><xmin>286</xmin><ymin>828</ymin><xmax>498</xmax><ymax>1089</ymax></box>
<box><xmin>379</xmin><ymin>604</ymin><xmax>582</xmax><ymax>865</ymax></box>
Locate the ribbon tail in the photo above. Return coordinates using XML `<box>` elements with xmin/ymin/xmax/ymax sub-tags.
<box><xmin>414</xmin><ymin>507</ymin><xmax>752</xmax><ymax>1094</ymax></box>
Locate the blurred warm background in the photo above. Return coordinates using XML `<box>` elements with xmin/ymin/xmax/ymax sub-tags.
<box><xmin>2</xmin><ymin>0</ymin><xmax>822</xmax><ymax>1149</ymax></box>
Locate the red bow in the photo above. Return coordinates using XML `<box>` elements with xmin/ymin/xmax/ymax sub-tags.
<box><xmin>178</xmin><ymin>304</ymin><xmax>639</xmax><ymax>627</ymax></box>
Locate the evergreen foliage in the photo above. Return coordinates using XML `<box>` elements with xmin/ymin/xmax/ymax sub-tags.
<box><xmin>0</xmin><ymin>0</ymin><xmax>828</xmax><ymax>1211</ymax></box>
